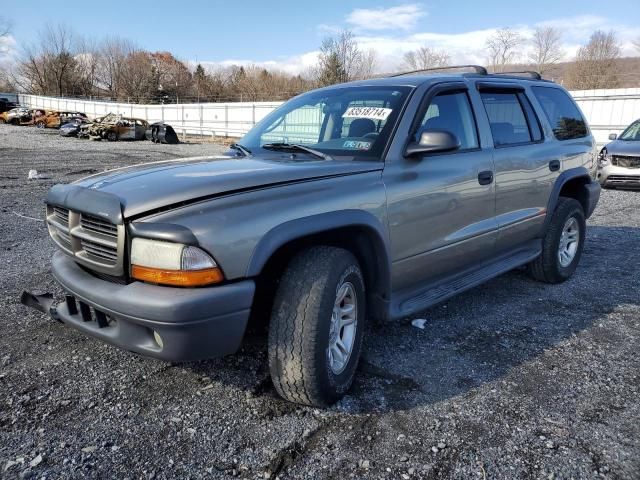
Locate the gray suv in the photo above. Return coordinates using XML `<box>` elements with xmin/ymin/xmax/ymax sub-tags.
<box><xmin>27</xmin><ymin>66</ymin><xmax>600</xmax><ymax>407</ymax></box>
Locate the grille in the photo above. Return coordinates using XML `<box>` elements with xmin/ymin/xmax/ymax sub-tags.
<box><xmin>46</xmin><ymin>205</ymin><xmax>125</xmax><ymax>276</ymax></box>
<box><xmin>612</xmin><ymin>155</ymin><xmax>640</xmax><ymax>169</ymax></box>
<box><xmin>80</xmin><ymin>213</ymin><xmax>118</xmax><ymax>237</ymax></box>
<box><xmin>606</xmin><ymin>175</ymin><xmax>640</xmax><ymax>183</ymax></box>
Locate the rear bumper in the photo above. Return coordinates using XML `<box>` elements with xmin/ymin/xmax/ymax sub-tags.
<box><xmin>51</xmin><ymin>251</ymin><xmax>255</xmax><ymax>362</ymax></box>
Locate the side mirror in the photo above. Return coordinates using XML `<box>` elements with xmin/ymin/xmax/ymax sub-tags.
<box><xmin>405</xmin><ymin>130</ymin><xmax>461</xmax><ymax>157</ymax></box>
<box><xmin>608</xmin><ymin>133</ymin><xmax>618</xmax><ymax>141</ymax></box>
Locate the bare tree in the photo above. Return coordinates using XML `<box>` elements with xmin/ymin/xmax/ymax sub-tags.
<box><xmin>566</xmin><ymin>30</ymin><xmax>621</xmax><ymax>90</ymax></box>
<box><xmin>529</xmin><ymin>26</ymin><xmax>564</xmax><ymax>75</ymax></box>
<box><xmin>486</xmin><ymin>28</ymin><xmax>523</xmax><ymax>72</ymax></box>
<box><xmin>358</xmin><ymin>49</ymin><xmax>378</xmax><ymax>79</ymax></box>
<box><xmin>403</xmin><ymin>46</ymin><xmax>450</xmax><ymax>71</ymax></box>
<box><xmin>96</xmin><ymin>36</ymin><xmax>136</xmax><ymax>99</ymax></box>
<box><xmin>317</xmin><ymin>30</ymin><xmax>369</xmax><ymax>85</ymax></box>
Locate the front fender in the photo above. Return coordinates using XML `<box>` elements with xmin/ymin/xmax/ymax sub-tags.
<box><xmin>246</xmin><ymin>210</ymin><xmax>392</xmax><ymax>319</ymax></box>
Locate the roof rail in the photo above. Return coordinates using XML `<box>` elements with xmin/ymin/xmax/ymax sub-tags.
<box><xmin>492</xmin><ymin>71</ymin><xmax>542</xmax><ymax>80</ymax></box>
<box><xmin>389</xmin><ymin>65</ymin><xmax>488</xmax><ymax>77</ymax></box>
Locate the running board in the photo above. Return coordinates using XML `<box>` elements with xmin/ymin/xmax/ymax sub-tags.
<box><xmin>390</xmin><ymin>246</ymin><xmax>541</xmax><ymax>319</ymax></box>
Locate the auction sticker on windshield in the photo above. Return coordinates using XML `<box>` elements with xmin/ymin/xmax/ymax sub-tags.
<box><xmin>342</xmin><ymin>107</ymin><xmax>392</xmax><ymax>121</ymax></box>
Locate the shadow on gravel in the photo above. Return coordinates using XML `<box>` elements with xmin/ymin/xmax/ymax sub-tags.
<box><xmin>181</xmin><ymin>225</ymin><xmax>639</xmax><ymax>415</ymax></box>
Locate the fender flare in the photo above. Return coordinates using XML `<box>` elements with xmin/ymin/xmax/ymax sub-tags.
<box><xmin>545</xmin><ymin>166</ymin><xmax>600</xmax><ymax>226</ymax></box>
<box><xmin>246</xmin><ymin>210</ymin><xmax>392</xmax><ymax>314</ymax></box>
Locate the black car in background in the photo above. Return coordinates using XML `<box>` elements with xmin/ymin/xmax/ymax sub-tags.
<box><xmin>0</xmin><ymin>97</ymin><xmax>18</xmax><ymax>114</ymax></box>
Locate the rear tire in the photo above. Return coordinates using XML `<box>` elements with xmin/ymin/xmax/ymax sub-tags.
<box><xmin>528</xmin><ymin>197</ymin><xmax>586</xmax><ymax>283</ymax></box>
<box><xmin>106</xmin><ymin>131</ymin><xmax>118</xmax><ymax>142</ymax></box>
<box><xmin>36</xmin><ymin>121</ymin><xmax>45</xmax><ymax>129</ymax></box>
<box><xmin>268</xmin><ymin>246</ymin><xmax>365</xmax><ymax>407</ymax></box>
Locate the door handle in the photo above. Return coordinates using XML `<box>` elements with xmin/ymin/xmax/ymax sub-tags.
<box><xmin>478</xmin><ymin>170</ymin><xmax>494</xmax><ymax>185</ymax></box>
<box><xmin>549</xmin><ymin>159</ymin><xmax>561</xmax><ymax>172</ymax></box>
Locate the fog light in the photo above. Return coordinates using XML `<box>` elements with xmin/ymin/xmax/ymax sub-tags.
<box><xmin>153</xmin><ymin>331</ymin><xmax>164</xmax><ymax>349</ymax></box>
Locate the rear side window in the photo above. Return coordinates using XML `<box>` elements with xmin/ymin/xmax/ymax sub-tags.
<box><xmin>480</xmin><ymin>91</ymin><xmax>541</xmax><ymax>147</ymax></box>
<box><xmin>531</xmin><ymin>87</ymin><xmax>588</xmax><ymax>140</ymax></box>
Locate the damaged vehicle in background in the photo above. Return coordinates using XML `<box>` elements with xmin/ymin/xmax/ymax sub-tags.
<box><xmin>598</xmin><ymin>119</ymin><xmax>640</xmax><ymax>188</ymax></box>
<box><xmin>34</xmin><ymin>111</ymin><xmax>88</xmax><ymax>129</ymax></box>
<box><xmin>146</xmin><ymin>122</ymin><xmax>180</xmax><ymax>144</ymax></box>
<box><xmin>59</xmin><ymin>117</ymin><xmax>91</xmax><ymax>137</ymax></box>
<box><xmin>79</xmin><ymin>113</ymin><xmax>149</xmax><ymax>141</ymax></box>
<box><xmin>0</xmin><ymin>107</ymin><xmax>44</xmax><ymax>125</ymax></box>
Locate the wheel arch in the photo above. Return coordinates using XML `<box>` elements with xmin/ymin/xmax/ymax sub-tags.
<box><xmin>546</xmin><ymin>167</ymin><xmax>598</xmax><ymax>226</ymax></box>
<box><xmin>246</xmin><ymin>210</ymin><xmax>391</xmax><ymax>322</ymax></box>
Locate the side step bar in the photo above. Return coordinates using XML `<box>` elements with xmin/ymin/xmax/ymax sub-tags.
<box><xmin>390</xmin><ymin>245</ymin><xmax>541</xmax><ymax>319</ymax></box>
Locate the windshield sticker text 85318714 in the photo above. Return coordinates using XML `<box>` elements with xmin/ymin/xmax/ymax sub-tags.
<box><xmin>342</xmin><ymin>107</ymin><xmax>392</xmax><ymax>121</ymax></box>
<box><xmin>343</xmin><ymin>140</ymin><xmax>372</xmax><ymax>150</ymax></box>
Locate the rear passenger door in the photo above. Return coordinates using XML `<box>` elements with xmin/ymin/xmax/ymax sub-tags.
<box><xmin>476</xmin><ymin>84</ymin><xmax>555</xmax><ymax>251</ymax></box>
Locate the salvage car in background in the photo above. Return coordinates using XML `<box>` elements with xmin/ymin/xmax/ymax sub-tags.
<box><xmin>59</xmin><ymin>117</ymin><xmax>91</xmax><ymax>137</ymax></box>
<box><xmin>598</xmin><ymin>119</ymin><xmax>640</xmax><ymax>188</ymax></box>
<box><xmin>80</xmin><ymin>113</ymin><xmax>149</xmax><ymax>141</ymax></box>
<box><xmin>34</xmin><ymin>111</ymin><xmax>88</xmax><ymax>129</ymax></box>
<box><xmin>0</xmin><ymin>107</ymin><xmax>44</xmax><ymax>125</ymax></box>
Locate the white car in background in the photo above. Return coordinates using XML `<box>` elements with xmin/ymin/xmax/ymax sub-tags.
<box><xmin>598</xmin><ymin>119</ymin><xmax>640</xmax><ymax>188</ymax></box>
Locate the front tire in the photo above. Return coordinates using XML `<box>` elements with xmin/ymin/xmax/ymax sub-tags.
<box><xmin>268</xmin><ymin>246</ymin><xmax>365</xmax><ymax>407</ymax></box>
<box><xmin>528</xmin><ymin>197</ymin><xmax>586</xmax><ymax>283</ymax></box>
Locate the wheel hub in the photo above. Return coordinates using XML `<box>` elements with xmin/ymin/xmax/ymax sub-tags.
<box><xmin>558</xmin><ymin>217</ymin><xmax>580</xmax><ymax>267</ymax></box>
<box><xmin>327</xmin><ymin>281</ymin><xmax>357</xmax><ymax>375</ymax></box>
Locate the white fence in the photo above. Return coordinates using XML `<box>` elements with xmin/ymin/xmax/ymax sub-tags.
<box><xmin>17</xmin><ymin>87</ymin><xmax>640</xmax><ymax>145</ymax></box>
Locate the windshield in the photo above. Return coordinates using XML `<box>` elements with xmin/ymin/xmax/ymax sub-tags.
<box><xmin>619</xmin><ymin>120</ymin><xmax>640</xmax><ymax>141</ymax></box>
<box><xmin>240</xmin><ymin>85</ymin><xmax>413</xmax><ymax>159</ymax></box>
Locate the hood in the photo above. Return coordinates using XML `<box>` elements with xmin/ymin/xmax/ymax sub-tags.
<box><xmin>604</xmin><ymin>140</ymin><xmax>640</xmax><ymax>156</ymax></box>
<box><xmin>72</xmin><ymin>155</ymin><xmax>383</xmax><ymax>218</ymax></box>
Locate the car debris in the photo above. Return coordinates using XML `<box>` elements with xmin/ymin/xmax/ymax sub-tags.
<box><xmin>411</xmin><ymin>319</ymin><xmax>427</xmax><ymax>329</ymax></box>
<box><xmin>146</xmin><ymin>122</ymin><xmax>179</xmax><ymax>144</ymax></box>
<box><xmin>79</xmin><ymin>113</ymin><xmax>149</xmax><ymax>141</ymax></box>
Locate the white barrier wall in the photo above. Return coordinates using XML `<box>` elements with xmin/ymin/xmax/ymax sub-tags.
<box><xmin>17</xmin><ymin>88</ymin><xmax>640</xmax><ymax>145</ymax></box>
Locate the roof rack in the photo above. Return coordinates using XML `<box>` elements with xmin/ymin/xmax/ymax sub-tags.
<box><xmin>492</xmin><ymin>71</ymin><xmax>542</xmax><ymax>80</ymax></box>
<box><xmin>389</xmin><ymin>65</ymin><xmax>488</xmax><ymax>77</ymax></box>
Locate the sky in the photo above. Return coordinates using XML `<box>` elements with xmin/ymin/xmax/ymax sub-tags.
<box><xmin>1</xmin><ymin>0</ymin><xmax>640</xmax><ymax>73</ymax></box>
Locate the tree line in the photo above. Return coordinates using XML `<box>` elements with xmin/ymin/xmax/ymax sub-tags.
<box><xmin>1</xmin><ymin>18</ymin><xmax>639</xmax><ymax>102</ymax></box>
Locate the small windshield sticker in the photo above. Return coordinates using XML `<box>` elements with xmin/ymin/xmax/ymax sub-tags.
<box><xmin>342</xmin><ymin>106</ymin><xmax>392</xmax><ymax>121</ymax></box>
<box><xmin>343</xmin><ymin>140</ymin><xmax>372</xmax><ymax>150</ymax></box>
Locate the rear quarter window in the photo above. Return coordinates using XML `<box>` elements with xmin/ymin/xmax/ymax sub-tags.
<box><xmin>531</xmin><ymin>87</ymin><xmax>588</xmax><ymax>141</ymax></box>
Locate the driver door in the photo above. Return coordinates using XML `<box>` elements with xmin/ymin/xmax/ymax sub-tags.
<box><xmin>384</xmin><ymin>84</ymin><xmax>498</xmax><ymax>291</ymax></box>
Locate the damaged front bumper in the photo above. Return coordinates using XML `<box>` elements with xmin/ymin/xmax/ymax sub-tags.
<box><xmin>24</xmin><ymin>252</ymin><xmax>255</xmax><ymax>362</ymax></box>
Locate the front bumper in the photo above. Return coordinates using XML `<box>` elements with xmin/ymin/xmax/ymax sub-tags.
<box><xmin>597</xmin><ymin>165</ymin><xmax>640</xmax><ymax>188</ymax></box>
<box><xmin>50</xmin><ymin>251</ymin><xmax>255</xmax><ymax>362</ymax></box>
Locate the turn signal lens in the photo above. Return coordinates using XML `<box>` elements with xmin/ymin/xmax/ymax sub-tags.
<box><xmin>131</xmin><ymin>265</ymin><xmax>224</xmax><ymax>287</ymax></box>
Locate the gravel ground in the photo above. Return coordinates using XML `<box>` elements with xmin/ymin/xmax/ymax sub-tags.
<box><xmin>1</xmin><ymin>125</ymin><xmax>639</xmax><ymax>479</ymax></box>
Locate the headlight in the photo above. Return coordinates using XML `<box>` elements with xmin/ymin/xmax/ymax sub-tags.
<box><xmin>130</xmin><ymin>238</ymin><xmax>224</xmax><ymax>286</ymax></box>
<box><xmin>598</xmin><ymin>149</ymin><xmax>611</xmax><ymax>167</ymax></box>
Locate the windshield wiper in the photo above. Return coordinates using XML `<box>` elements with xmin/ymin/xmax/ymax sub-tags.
<box><xmin>229</xmin><ymin>143</ymin><xmax>252</xmax><ymax>157</ymax></box>
<box><xmin>262</xmin><ymin>142</ymin><xmax>332</xmax><ymax>160</ymax></box>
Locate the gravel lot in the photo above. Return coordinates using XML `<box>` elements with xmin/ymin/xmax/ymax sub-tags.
<box><xmin>1</xmin><ymin>125</ymin><xmax>639</xmax><ymax>479</ymax></box>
